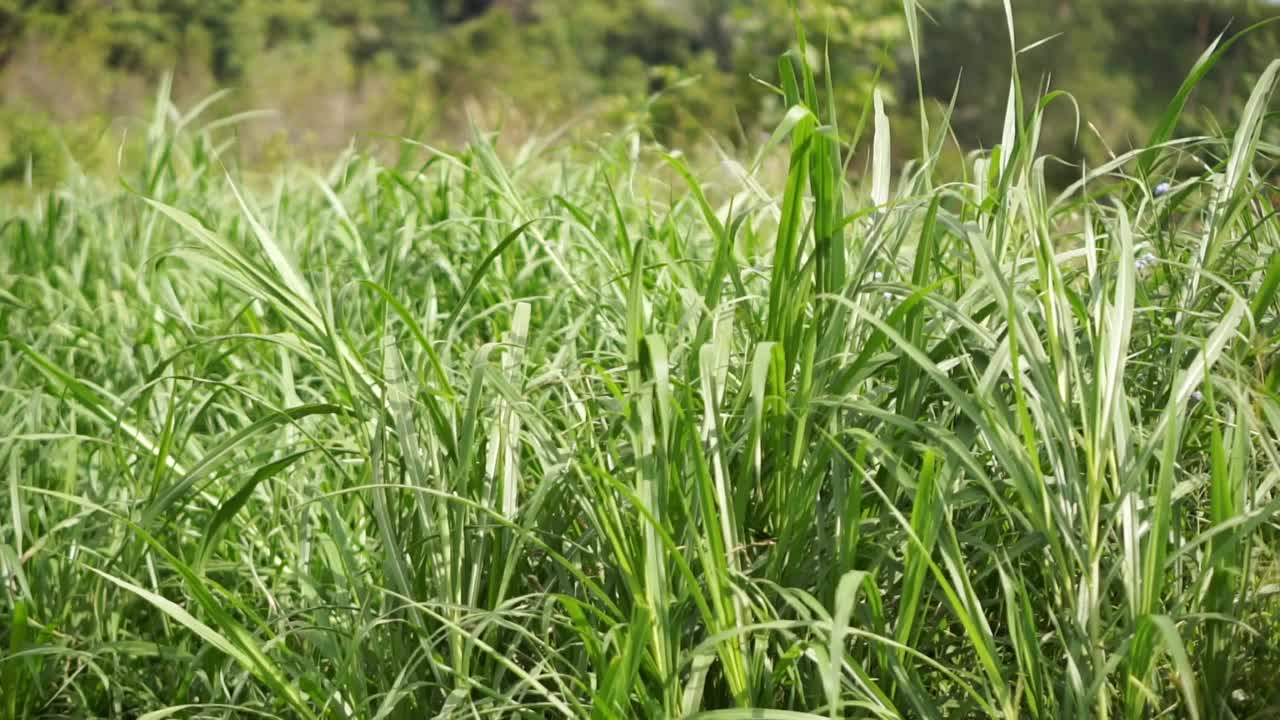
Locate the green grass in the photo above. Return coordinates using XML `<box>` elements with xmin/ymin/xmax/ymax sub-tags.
<box><xmin>3</xmin><ymin>11</ymin><xmax>1280</xmax><ymax>719</ymax></box>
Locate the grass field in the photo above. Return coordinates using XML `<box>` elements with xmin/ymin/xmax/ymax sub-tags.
<box><xmin>4</xmin><ymin>13</ymin><xmax>1280</xmax><ymax>719</ymax></box>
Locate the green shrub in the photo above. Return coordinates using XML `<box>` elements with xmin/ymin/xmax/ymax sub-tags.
<box><xmin>0</xmin><ymin>109</ymin><xmax>64</xmax><ymax>185</ymax></box>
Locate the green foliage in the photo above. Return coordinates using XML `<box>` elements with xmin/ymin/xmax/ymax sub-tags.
<box><xmin>1</xmin><ymin>0</ymin><xmax>1277</xmax><ymax>178</ymax></box>
<box><xmin>0</xmin><ymin>109</ymin><xmax>63</xmax><ymax>184</ymax></box>
<box><xmin>0</xmin><ymin>0</ymin><xmax>901</xmax><ymax>161</ymax></box>
<box><xmin>916</xmin><ymin>0</ymin><xmax>1280</xmax><ymax>184</ymax></box>
<box><xmin>3</xmin><ymin>4</ymin><xmax>1280</xmax><ymax>719</ymax></box>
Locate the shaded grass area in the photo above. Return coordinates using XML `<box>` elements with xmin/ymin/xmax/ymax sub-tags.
<box><xmin>4</xmin><ymin>13</ymin><xmax>1280</xmax><ymax>720</ymax></box>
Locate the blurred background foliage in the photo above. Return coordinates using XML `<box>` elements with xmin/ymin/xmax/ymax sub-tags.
<box><xmin>0</xmin><ymin>0</ymin><xmax>1277</xmax><ymax>187</ymax></box>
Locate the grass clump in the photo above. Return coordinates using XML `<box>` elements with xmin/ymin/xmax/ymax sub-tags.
<box><xmin>4</xmin><ymin>9</ymin><xmax>1280</xmax><ymax>720</ymax></box>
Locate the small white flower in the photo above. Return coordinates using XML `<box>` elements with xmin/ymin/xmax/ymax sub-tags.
<box><xmin>1154</xmin><ymin>181</ymin><xmax>1171</xmax><ymax>197</ymax></box>
<box><xmin>1191</xmin><ymin>390</ymin><xmax>1204</xmax><ymax>403</ymax></box>
<box><xmin>1135</xmin><ymin>252</ymin><xmax>1158</xmax><ymax>275</ymax></box>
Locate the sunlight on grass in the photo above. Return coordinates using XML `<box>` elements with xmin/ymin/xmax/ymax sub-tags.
<box><xmin>3</xmin><ymin>8</ymin><xmax>1279</xmax><ymax>719</ymax></box>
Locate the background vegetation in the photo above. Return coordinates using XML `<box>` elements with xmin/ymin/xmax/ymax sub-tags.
<box><xmin>3</xmin><ymin>2</ymin><xmax>1280</xmax><ymax>719</ymax></box>
<box><xmin>1</xmin><ymin>0</ymin><xmax>1279</xmax><ymax>187</ymax></box>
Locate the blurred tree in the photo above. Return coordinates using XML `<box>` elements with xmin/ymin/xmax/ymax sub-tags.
<box><xmin>915</xmin><ymin>0</ymin><xmax>1279</xmax><ymax>183</ymax></box>
<box><xmin>0</xmin><ymin>0</ymin><xmax>1271</xmax><ymax>177</ymax></box>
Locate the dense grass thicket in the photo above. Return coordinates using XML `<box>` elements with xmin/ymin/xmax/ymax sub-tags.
<box><xmin>4</xmin><ymin>14</ymin><xmax>1280</xmax><ymax>720</ymax></box>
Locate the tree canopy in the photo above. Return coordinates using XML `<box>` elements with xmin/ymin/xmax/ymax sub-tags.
<box><xmin>0</xmin><ymin>0</ymin><xmax>1276</xmax><ymax>184</ymax></box>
